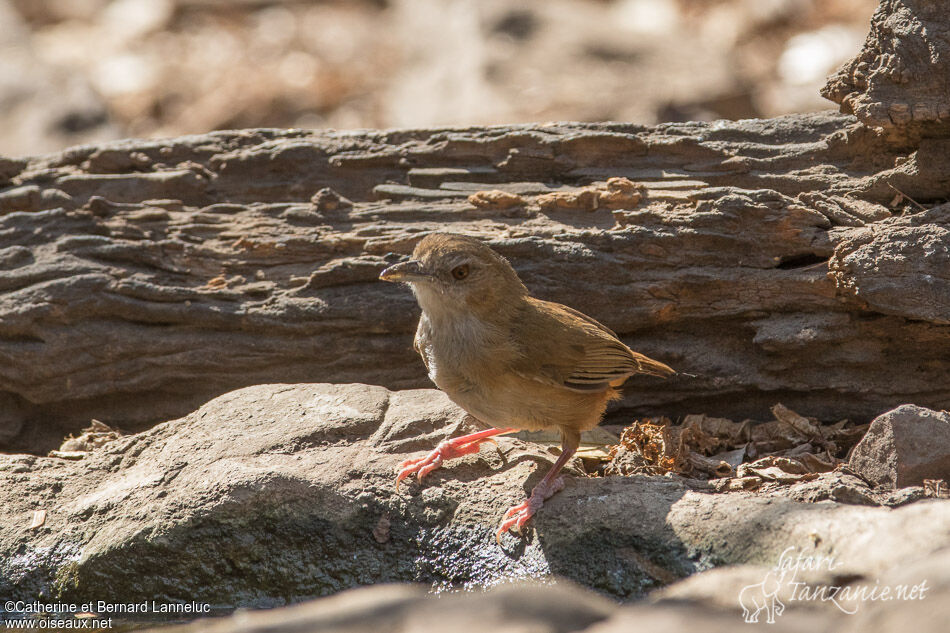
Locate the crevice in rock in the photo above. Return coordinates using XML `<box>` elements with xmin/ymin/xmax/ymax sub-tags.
<box><xmin>774</xmin><ymin>253</ymin><xmax>830</xmax><ymax>270</ymax></box>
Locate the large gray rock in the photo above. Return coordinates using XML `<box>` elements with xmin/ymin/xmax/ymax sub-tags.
<box><xmin>849</xmin><ymin>404</ymin><xmax>950</xmax><ymax>488</ymax></box>
<box><xmin>650</xmin><ymin>548</ymin><xmax>950</xmax><ymax>632</ymax></box>
<box><xmin>150</xmin><ymin>581</ymin><xmax>829</xmax><ymax>633</ymax></box>
<box><xmin>149</xmin><ymin>553</ymin><xmax>950</xmax><ymax>633</ymax></box>
<box><xmin>157</xmin><ymin>582</ymin><xmax>617</xmax><ymax>633</ymax></box>
<box><xmin>2</xmin><ymin>383</ymin><xmax>950</xmax><ymax>609</ymax></box>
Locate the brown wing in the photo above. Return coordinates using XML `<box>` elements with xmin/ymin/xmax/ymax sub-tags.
<box><xmin>509</xmin><ymin>297</ymin><xmax>674</xmax><ymax>392</ymax></box>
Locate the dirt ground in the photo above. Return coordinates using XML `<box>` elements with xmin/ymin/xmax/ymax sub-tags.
<box><xmin>1</xmin><ymin>0</ymin><xmax>877</xmax><ymax>157</ymax></box>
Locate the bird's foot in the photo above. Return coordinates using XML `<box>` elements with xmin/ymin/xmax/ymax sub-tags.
<box><xmin>495</xmin><ymin>476</ymin><xmax>565</xmax><ymax>543</ymax></box>
<box><xmin>395</xmin><ymin>436</ymin><xmax>491</xmax><ymax>490</ymax></box>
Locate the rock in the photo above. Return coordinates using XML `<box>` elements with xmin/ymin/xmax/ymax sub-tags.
<box><xmin>3</xmin><ymin>114</ymin><xmax>950</xmax><ymax>452</ymax></box>
<box><xmin>647</xmin><ymin>553</ymin><xmax>949</xmax><ymax>632</ymax></box>
<box><xmin>838</xmin><ymin>548</ymin><xmax>950</xmax><ymax>633</ymax></box>
<box><xmin>149</xmin><ymin>555</ymin><xmax>950</xmax><ymax>633</ymax></box>
<box><xmin>149</xmin><ymin>580</ymin><xmax>827</xmax><ymax>633</ymax></box>
<box><xmin>3</xmin><ymin>383</ymin><xmax>950</xmax><ymax>608</ymax></box>
<box><xmin>0</xmin><ymin>392</ymin><xmax>25</xmax><ymax>444</ymax></box>
<box><xmin>651</xmin><ymin>549</ymin><xmax>950</xmax><ymax>632</ymax></box>
<box><xmin>822</xmin><ymin>0</ymin><xmax>950</xmax><ymax>140</ymax></box>
<box><xmin>849</xmin><ymin>404</ymin><xmax>950</xmax><ymax>488</ymax></box>
<box><xmin>587</xmin><ymin>602</ymin><xmax>831</xmax><ymax>633</ymax></box>
<box><xmin>156</xmin><ymin>582</ymin><xmax>615</xmax><ymax>633</ymax></box>
<box><xmin>829</xmin><ymin>204</ymin><xmax>950</xmax><ymax>324</ymax></box>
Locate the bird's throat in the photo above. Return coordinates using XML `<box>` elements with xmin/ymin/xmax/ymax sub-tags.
<box><xmin>414</xmin><ymin>287</ymin><xmax>511</xmax><ymax>366</ymax></box>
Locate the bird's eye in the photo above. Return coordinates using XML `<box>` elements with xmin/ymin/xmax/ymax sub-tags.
<box><xmin>451</xmin><ymin>264</ymin><xmax>470</xmax><ymax>280</ymax></box>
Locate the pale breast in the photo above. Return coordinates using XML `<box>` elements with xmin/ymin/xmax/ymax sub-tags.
<box><xmin>412</xmin><ymin>310</ymin><xmax>609</xmax><ymax>431</ymax></box>
<box><xmin>414</xmin><ymin>313</ymin><xmax>482</xmax><ymax>393</ymax></box>
<box><xmin>414</xmin><ymin>311</ymin><xmax>507</xmax><ymax>415</ymax></box>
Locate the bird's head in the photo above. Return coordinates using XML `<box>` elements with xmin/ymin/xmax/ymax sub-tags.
<box><xmin>379</xmin><ymin>233</ymin><xmax>528</xmax><ymax>319</ymax></box>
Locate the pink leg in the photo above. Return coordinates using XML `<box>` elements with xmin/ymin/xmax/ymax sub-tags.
<box><xmin>396</xmin><ymin>427</ymin><xmax>517</xmax><ymax>490</ymax></box>
<box><xmin>496</xmin><ymin>430</ymin><xmax>579</xmax><ymax>543</ymax></box>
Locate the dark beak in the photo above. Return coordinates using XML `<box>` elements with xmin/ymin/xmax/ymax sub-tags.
<box><xmin>379</xmin><ymin>260</ymin><xmax>431</xmax><ymax>283</ymax></box>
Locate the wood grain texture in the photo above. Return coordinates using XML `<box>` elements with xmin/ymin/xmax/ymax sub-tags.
<box><xmin>823</xmin><ymin>0</ymin><xmax>950</xmax><ymax>139</ymax></box>
<box><xmin>1</xmin><ymin>114</ymin><xmax>949</xmax><ymax>450</ymax></box>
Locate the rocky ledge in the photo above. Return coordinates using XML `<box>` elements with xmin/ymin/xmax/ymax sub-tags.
<box><xmin>2</xmin><ymin>383</ymin><xmax>948</xmax><ymax>630</ymax></box>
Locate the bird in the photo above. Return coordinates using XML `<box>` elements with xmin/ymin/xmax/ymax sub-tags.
<box><xmin>379</xmin><ymin>233</ymin><xmax>674</xmax><ymax>542</ymax></box>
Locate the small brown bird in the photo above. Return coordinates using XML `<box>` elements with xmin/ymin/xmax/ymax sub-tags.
<box><xmin>379</xmin><ymin>233</ymin><xmax>674</xmax><ymax>541</ymax></box>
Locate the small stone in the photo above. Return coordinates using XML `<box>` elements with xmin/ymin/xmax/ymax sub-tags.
<box><xmin>536</xmin><ymin>188</ymin><xmax>600</xmax><ymax>212</ymax></box>
<box><xmin>467</xmin><ymin>190</ymin><xmax>525</xmax><ymax>210</ymax></box>
<box><xmin>29</xmin><ymin>509</ymin><xmax>46</xmax><ymax>530</ymax></box>
<box><xmin>372</xmin><ymin>513</ymin><xmax>391</xmax><ymax>543</ymax></box>
<box><xmin>310</xmin><ymin>187</ymin><xmax>352</xmax><ymax>213</ymax></box>
<box><xmin>849</xmin><ymin>405</ymin><xmax>950</xmax><ymax>488</ymax></box>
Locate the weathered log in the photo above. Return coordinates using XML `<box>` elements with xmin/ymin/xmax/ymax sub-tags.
<box><xmin>823</xmin><ymin>0</ymin><xmax>950</xmax><ymax>140</ymax></box>
<box><xmin>1</xmin><ymin>109</ymin><xmax>948</xmax><ymax>451</ymax></box>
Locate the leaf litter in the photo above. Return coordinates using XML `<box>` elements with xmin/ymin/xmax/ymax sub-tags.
<box><xmin>593</xmin><ymin>403</ymin><xmax>869</xmax><ymax>491</ymax></box>
<box><xmin>48</xmin><ymin>419</ymin><xmax>123</xmax><ymax>460</ymax></box>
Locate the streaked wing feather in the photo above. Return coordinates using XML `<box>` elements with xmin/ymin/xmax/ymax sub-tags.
<box><xmin>510</xmin><ymin>298</ymin><xmax>673</xmax><ymax>393</ymax></box>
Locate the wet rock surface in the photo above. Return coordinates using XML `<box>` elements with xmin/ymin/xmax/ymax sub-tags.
<box><xmin>2</xmin><ymin>383</ymin><xmax>949</xmax><ymax>621</ymax></box>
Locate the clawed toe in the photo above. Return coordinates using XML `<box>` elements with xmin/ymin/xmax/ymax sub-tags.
<box><xmin>395</xmin><ymin>428</ymin><xmax>517</xmax><ymax>492</ymax></box>
<box><xmin>503</xmin><ymin>501</ymin><xmax>528</xmax><ymax>519</ymax></box>
<box><xmin>495</xmin><ymin>476</ymin><xmax>567</xmax><ymax>543</ymax></box>
<box><xmin>495</xmin><ymin>510</ymin><xmax>532</xmax><ymax>543</ymax></box>
<box><xmin>394</xmin><ymin>439</ymin><xmax>476</xmax><ymax>490</ymax></box>
<box><xmin>395</xmin><ymin>453</ymin><xmax>442</xmax><ymax>490</ymax></box>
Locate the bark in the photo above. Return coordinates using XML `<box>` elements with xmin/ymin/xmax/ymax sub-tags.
<box><xmin>2</xmin><ymin>97</ymin><xmax>950</xmax><ymax>449</ymax></box>
<box><xmin>823</xmin><ymin>0</ymin><xmax>950</xmax><ymax>140</ymax></box>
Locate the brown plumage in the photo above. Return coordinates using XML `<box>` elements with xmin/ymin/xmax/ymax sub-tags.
<box><xmin>380</xmin><ymin>233</ymin><xmax>674</xmax><ymax>541</ymax></box>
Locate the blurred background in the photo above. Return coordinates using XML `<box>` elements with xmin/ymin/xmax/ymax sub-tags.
<box><xmin>0</xmin><ymin>0</ymin><xmax>877</xmax><ymax>158</ymax></box>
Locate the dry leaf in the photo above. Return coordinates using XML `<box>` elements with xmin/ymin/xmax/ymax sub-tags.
<box><xmin>737</xmin><ymin>456</ymin><xmax>820</xmax><ymax>483</ymax></box>
<box><xmin>711</xmin><ymin>476</ymin><xmax>761</xmax><ymax>491</ymax></box>
<box><xmin>47</xmin><ymin>450</ymin><xmax>86</xmax><ymax>460</ymax></box>
<box><xmin>58</xmin><ymin>419</ymin><xmax>122</xmax><ymax>453</ymax></box>
<box><xmin>29</xmin><ymin>509</ymin><xmax>46</xmax><ymax>530</ymax></box>
<box><xmin>467</xmin><ymin>190</ymin><xmax>525</xmax><ymax>210</ymax></box>
<box><xmin>372</xmin><ymin>513</ymin><xmax>391</xmax><ymax>543</ymax></box>
<box><xmin>603</xmin><ymin>405</ymin><xmax>867</xmax><ymax>487</ymax></box>
<box><xmin>688</xmin><ymin>452</ymin><xmax>733</xmax><ymax>477</ymax></box>
<box><xmin>771</xmin><ymin>403</ymin><xmax>835</xmax><ymax>451</ymax></box>
<box><xmin>924</xmin><ymin>479</ymin><xmax>950</xmax><ymax>499</ymax></box>
<box><xmin>714</xmin><ymin>446</ymin><xmax>747</xmax><ymax>467</ymax></box>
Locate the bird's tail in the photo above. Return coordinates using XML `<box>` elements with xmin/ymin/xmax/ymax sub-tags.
<box><xmin>633</xmin><ymin>353</ymin><xmax>676</xmax><ymax>378</ymax></box>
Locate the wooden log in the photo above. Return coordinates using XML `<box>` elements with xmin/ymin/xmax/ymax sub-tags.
<box><xmin>1</xmin><ymin>111</ymin><xmax>948</xmax><ymax>451</ymax></box>
<box><xmin>823</xmin><ymin>0</ymin><xmax>950</xmax><ymax>140</ymax></box>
